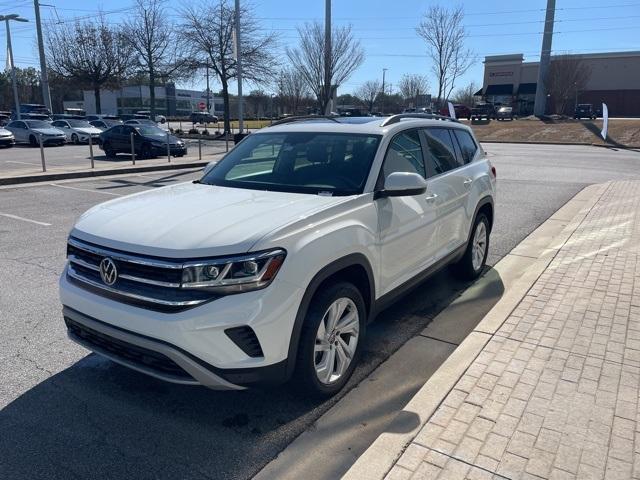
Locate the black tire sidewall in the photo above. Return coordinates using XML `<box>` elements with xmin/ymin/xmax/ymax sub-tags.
<box><xmin>452</xmin><ymin>213</ymin><xmax>490</xmax><ymax>280</ymax></box>
<box><xmin>293</xmin><ymin>282</ymin><xmax>366</xmax><ymax>397</ymax></box>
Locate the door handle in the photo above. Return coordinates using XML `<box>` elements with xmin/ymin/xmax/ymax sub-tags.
<box><xmin>463</xmin><ymin>178</ymin><xmax>473</xmax><ymax>187</ymax></box>
<box><xmin>425</xmin><ymin>193</ymin><xmax>438</xmax><ymax>202</ymax></box>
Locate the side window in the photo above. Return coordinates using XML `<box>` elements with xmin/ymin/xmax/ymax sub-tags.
<box><xmin>112</xmin><ymin>126</ymin><xmax>124</xmax><ymax>135</ymax></box>
<box><xmin>453</xmin><ymin>130</ymin><xmax>478</xmax><ymax>164</ymax></box>
<box><xmin>423</xmin><ymin>128</ymin><xmax>459</xmax><ymax>175</ymax></box>
<box><xmin>382</xmin><ymin>129</ymin><xmax>425</xmax><ymax>179</ymax></box>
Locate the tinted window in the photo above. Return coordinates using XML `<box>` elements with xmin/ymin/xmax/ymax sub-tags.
<box><xmin>8</xmin><ymin>121</ymin><xmax>25</xmax><ymax>129</ymax></box>
<box><xmin>25</xmin><ymin>120</ymin><xmax>51</xmax><ymax>129</ymax></box>
<box><xmin>382</xmin><ymin>130</ymin><xmax>425</xmax><ymax>178</ymax></box>
<box><xmin>202</xmin><ymin>132</ymin><xmax>381</xmax><ymax>195</ymax></box>
<box><xmin>67</xmin><ymin>120</ymin><xmax>92</xmax><ymax>128</ymax></box>
<box><xmin>423</xmin><ymin>128</ymin><xmax>459</xmax><ymax>174</ymax></box>
<box><xmin>453</xmin><ymin>130</ymin><xmax>478</xmax><ymax>164</ymax></box>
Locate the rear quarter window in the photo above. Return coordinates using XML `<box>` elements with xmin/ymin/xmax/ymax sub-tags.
<box><xmin>453</xmin><ymin>129</ymin><xmax>478</xmax><ymax>164</ymax></box>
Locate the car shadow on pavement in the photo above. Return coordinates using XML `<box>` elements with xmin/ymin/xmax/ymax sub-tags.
<box><xmin>0</xmin><ymin>267</ymin><xmax>505</xmax><ymax>480</ymax></box>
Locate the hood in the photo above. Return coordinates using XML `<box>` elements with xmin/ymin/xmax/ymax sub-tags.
<box><xmin>76</xmin><ymin>127</ymin><xmax>102</xmax><ymax>134</ymax></box>
<box><xmin>0</xmin><ymin>128</ymin><xmax>12</xmax><ymax>137</ymax></box>
<box><xmin>71</xmin><ymin>182</ymin><xmax>348</xmax><ymax>258</ymax></box>
<box><xmin>33</xmin><ymin>127</ymin><xmax>64</xmax><ymax>135</ymax></box>
<box><xmin>144</xmin><ymin>133</ymin><xmax>180</xmax><ymax>143</ymax></box>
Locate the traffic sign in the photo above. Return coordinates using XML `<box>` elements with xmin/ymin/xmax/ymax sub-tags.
<box><xmin>198</xmin><ymin>102</ymin><xmax>206</xmax><ymax>111</ymax></box>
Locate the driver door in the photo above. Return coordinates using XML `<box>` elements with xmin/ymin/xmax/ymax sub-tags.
<box><xmin>376</xmin><ymin>129</ymin><xmax>440</xmax><ymax>295</ymax></box>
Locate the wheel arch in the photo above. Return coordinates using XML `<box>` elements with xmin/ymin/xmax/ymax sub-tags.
<box><xmin>284</xmin><ymin>253</ymin><xmax>375</xmax><ymax>379</ymax></box>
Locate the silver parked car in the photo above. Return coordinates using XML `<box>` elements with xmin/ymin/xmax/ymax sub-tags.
<box><xmin>51</xmin><ymin>119</ymin><xmax>102</xmax><ymax>144</ymax></box>
<box><xmin>5</xmin><ymin>120</ymin><xmax>66</xmax><ymax>146</ymax></box>
<box><xmin>0</xmin><ymin>126</ymin><xmax>15</xmax><ymax>148</ymax></box>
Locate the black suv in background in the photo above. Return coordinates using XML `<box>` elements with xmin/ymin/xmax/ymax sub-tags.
<box><xmin>190</xmin><ymin>112</ymin><xmax>219</xmax><ymax>124</ymax></box>
<box><xmin>99</xmin><ymin>124</ymin><xmax>187</xmax><ymax>159</ymax></box>
<box><xmin>574</xmin><ymin>104</ymin><xmax>599</xmax><ymax>120</ymax></box>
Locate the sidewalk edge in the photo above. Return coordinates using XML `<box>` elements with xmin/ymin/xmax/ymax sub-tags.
<box><xmin>0</xmin><ymin>161</ymin><xmax>209</xmax><ymax>186</ymax></box>
<box><xmin>342</xmin><ymin>182</ymin><xmax>609</xmax><ymax>480</ymax></box>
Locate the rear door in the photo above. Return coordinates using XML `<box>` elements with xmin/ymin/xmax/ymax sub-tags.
<box><xmin>421</xmin><ymin>127</ymin><xmax>470</xmax><ymax>259</ymax></box>
<box><xmin>376</xmin><ymin>129</ymin><xmax>440</xmax><ymax>295</ymax></box>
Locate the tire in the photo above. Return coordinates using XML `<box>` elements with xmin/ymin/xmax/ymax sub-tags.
<box><xmin>292</xmin><ymin>281</ymin><xmax>366</xmax><ymax>398</ymax></box>
<box><xmin>103</xmin><ymin>142</ymin><xmax>116</xmax><ymax>158</ymax></box>
<box><xmin>29</xmin><ymin>135</ymin><xmax>37</xmax><ymax>147</ymax></box>
<box><xmin>140</xmin><ymin>143</ymin><xmax>153</xmax><ymax>159</ymax></box>
<box><xmin>72</xmin><ymin>133</ymin><xmax>79</xmax><ymax>145</ymax></box>
<box><xmin>451</xmin><ymin>213</ymin><xmax>490</xmax><ymax>281</ymax></box>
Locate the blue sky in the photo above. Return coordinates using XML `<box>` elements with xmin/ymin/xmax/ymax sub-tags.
<box><xmin>2</xmin><ymin>0</ymin><xmax>639</xmax><ymax>97</ymax></box>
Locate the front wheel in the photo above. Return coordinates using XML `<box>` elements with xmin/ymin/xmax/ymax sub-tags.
<box><xmin>292</xmin><ymin>282</ymin><xmax>365</xmax><ymax>397</ymax></box>
<box><xmin>451</xmin><ymin>213</ymin><xmax>490</xmax><ymax>280</ymax></box>
<box><xmin>71</xmin><ymin>133</ymin><xmax>79</xmax><ymax>145</ymax></box>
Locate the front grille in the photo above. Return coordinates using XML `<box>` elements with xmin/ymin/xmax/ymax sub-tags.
<box><xmin>65</xmin><ymin>317</ymin><xmax>193</xmax><ymax>380</ymax></box>
<box><xmin>66</xmin><ymin>237</ymin><xmax>219</xmax><ymax>312</ymax></box>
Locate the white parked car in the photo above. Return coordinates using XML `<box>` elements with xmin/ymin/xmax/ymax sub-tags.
<box><xmin>51</xmin><ymin>119</ymin><xmax>102</xmax><ymax>144</ymax></box>
<box><xmin>6</xmin><ymin>119</ymin><xmax>66</xmax><ymax>146</ymax></box>
<box><xmin>0</xmin><ymin>126</ymin><xmax>15</xmax><ymax>148</ymax></box>
<box><xmin>60</xmin><ymin>114</ymin><xmax>496</xmax><ymax>396</ymax></box>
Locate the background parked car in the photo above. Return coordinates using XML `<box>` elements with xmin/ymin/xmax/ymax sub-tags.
<box><xmin>190</xmin><ymin>112</ymin><xmax>219</xmax><ymax>124</ymax></box>
<box><xmin>124</xmin><ymin>119</ymin><xmax>158</xmax><ymax>126</ymax></box>
<box><xmin>86</xmin><ymin>114</ymin><xmax>121</xmax><ymax>122</ymax></box>
<box><xmin>89</xmin><ymin>118</ymin><xmax>123</xmax><ymax>131</ymax></box>
<box><xmin>471</xmin><ymin>103</ymin><xmax>496</xmax><ymax>121</ymax></box>
<box><xmin>0</xmin><ymin>127</ymin><xmax>15</xmax><ymax>147</ymax></box>
<box><xmin>99</xmin><ymin>124</ymin><xmax>187</xmax><ymax>159</ymax></box>
<box><xmin>574</xmin><ymin>103</ymin><xmax>598</xmax><ymax>120</ymax></box>
<box><xmin>496</xmin><ymin>106</ymin><xmax>514</xmax><ymax>121</ymax></box>
<box><xmin>5</xmin><ymin>120</ymin><xmax>66</xmax><ymax>146</ymax></box>
<box><xmin>51</xmin><ymin>119</ymin><xmax>103</xmax><ymax>144</ymax></box>
<box><xmin>439</xmin><ymin>104</ymin><xmax>471</xmax><ymax>120</ymax></box>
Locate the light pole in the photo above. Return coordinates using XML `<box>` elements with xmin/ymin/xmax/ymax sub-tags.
<box><xmin>34</xmin><ymin>1</ymin><xmax>52</xmax><ymax>113</ymax></box>
<box><xmin>381</xmin><ymin>68</ymin><xmax>388</xmax><ymax>114</ymax></box>
<box><xmin>1</xmin><ymin>14</ymin><xmax>29</xmax><ymax>120</ymax></box>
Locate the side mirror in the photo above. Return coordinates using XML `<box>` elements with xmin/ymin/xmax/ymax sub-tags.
<box><xmin>375</xmin><ymin>172</ymin><xmax>427</xmax><ymax>199</ymax></box>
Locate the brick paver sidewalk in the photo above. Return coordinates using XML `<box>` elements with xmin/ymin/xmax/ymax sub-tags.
<box><xmin>387</xmin><ymin>181</ymin><xmax>640</xmax><ymax>480</ymax></box>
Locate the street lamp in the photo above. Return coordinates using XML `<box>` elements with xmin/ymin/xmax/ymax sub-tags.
<box><xmin>1</xmin><ymin>14</ymin><xmax>29</xmax><ymax>120</ymax></box>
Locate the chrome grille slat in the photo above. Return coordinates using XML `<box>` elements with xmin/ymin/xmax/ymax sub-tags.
<box><xmin>66</xmin><ymin>237</ymin><xmax>218</xmax><ymax>311</ymax></box>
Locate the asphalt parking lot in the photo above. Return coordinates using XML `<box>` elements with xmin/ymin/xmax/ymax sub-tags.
<box><xmin>0</xmin><ymin>140</ymin><xmax>228</xmax><ymax>178</ymax></box>
<box><xmin>1</xmin><ymin>143</ymin><xmax>639</xmax><ymax>479</ymax></box>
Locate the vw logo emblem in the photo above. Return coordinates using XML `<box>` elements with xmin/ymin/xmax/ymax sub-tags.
<box><xmin>99</xmin><ymin>257</ymin><xmax>118</xmax><ymax>286</ymax></box>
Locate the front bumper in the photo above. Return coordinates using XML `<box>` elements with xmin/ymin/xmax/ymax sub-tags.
<box><xmin>60</xmin><ymin>267</ymin><xmax>304</xmax><ymax>389</ymax></box>
<box><xmin>0</xmin><ymin>136</ymin><xmax>14</xmax><ymax>146</ymax></box>
<box><xmin>151</xmin><ymin>144</ymin><xmax>188</xmax><ymax>156</ymax></box>
<box><xmin>43</xmin><ymin>136</ymin><xmax>66</xmax><ymax>145</ymax></box>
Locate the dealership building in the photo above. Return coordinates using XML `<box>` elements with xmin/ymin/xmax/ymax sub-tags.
<box><xmin>81</xmin><ymin>84</ymin><xmax>225</xmax><ymax>117</ymax></box>
<box><xmin>477</xmin><ymin>51</ymin><xmax>640</xmax><ymax>116</ymax></box>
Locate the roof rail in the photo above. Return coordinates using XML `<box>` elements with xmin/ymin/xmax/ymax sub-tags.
<box><xmin>380</xmin><ymin>113</ymin><xmax>459</xmax><ymax>127</ymax></box>
<box><xmin>270</xmin><ymin>115</ymin><xmax>340</xmax><ymax>126</ymax></box>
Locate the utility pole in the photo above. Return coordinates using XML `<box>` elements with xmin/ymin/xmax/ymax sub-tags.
<box><xmin>2</xmin><ymin>14</ymin><xmax>29</xmax><ymax>120</ymax></box>
<box><xmin>205</xmin><ymin>61</ymin><xmax>210</xmax><ymax>112</ymax></box>
<box><xmin>381</xmin><ymin>68</ymin><xmax>387</xmax><ymax>114</ymax></box>
<box><xmin>533</xmin><ymin>0</ymin><xmax>556</xmax><ymax>117</ymax></box>
<box><xmin>324</xmin><ymin>0</ymin><xmax>332</xmax><ymax>115</ymax></box>
<box><xmin>234</xmin><ymin>0</ymin><xmax>244</xmax><ymax>134</ymax></box>
<box><xmin>34</xmin><ymin>0</ymin><xmax>52</xmax><ymax>113</ymax></box>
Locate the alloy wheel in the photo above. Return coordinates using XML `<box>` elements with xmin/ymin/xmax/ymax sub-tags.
<box><xmin>314</xmin><ymin>297</ymin><xmax>359</xmax><ymax>385</ymax></box>
<box><xmin>472</xmin><ymin>221</ymin><xmax>487</xmax><ymax>272</ymax></box>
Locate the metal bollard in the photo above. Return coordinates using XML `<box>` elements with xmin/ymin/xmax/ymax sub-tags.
<box><xmin>88</xmin><ymin>135</ymin><xmax>95</xmax><ymax>168</ymax></box>
<box><xmin>39</xmin><ymin>134</ymin><xmax>46</xmax><ymax>172</ymax></box>
<box><xmin>130</xmin><ymin>132</ymin><xmax>136</xmax><ymax>165</ymax></box>
<box><xmin>166</xmin><ymin>132</ymin><xmax>171</xmax><ymax>163</ymax></box>
<box><xmin>198</xmin><ymin>138</ymin><xmax>202</xmax><ymax>160</ymax></box>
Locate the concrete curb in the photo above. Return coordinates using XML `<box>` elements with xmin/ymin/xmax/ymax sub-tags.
<box><xmin>480</xmin><ymin>140</ymin><xmax>640</xmax><ymax>149</ymax></box>
<box><xmin>342</xmin><ymin>181</ymin><xmax>610</xmax><ymax>480</ymax></box>
<box><xmin>0</xmin><ymin>161</ymin><xmax>210</xmax><ymax>186</ymax></box>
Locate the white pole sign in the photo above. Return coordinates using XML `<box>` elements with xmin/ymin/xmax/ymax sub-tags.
<box><xmin>448</xmin><ymin>101</ymin><xmax>456</xmax><ymax>119</ymax></box>
<box><xmin>601</xmin><ymin>103</ymin><xmax>608</xmax><ymax>140</ymax></box>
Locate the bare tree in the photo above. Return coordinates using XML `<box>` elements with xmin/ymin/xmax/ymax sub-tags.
<box><xmin>277</xmin><ymin>68</ymin><xmax>310</xmax><ymax>115</ymax></box>
<box><xmin>124</xmin><ymin>0</ymin><xmax>188</xmax><ymax>119</ymax></box>
<box><xmin>544</xmin><ymin>55</ymin><xmax>591</xmax><ymax>115</ymax></box>
<box><xmin>416</xmin><ymin>5</ymin><xmax>473</xmax><ymax>106</ymax></box>
<box><xmin>180</xmin><ymin>0</ymin><xmax>278</xmax><ymax>133</ymax></box>
<box><xmin>398</xmin><ymin>74</ymin><xmax>430</xmax><ymax>106</ymax></box>
<box><xmin>451</xmin><ymin>81</ymin><xmax>478</xmax><ymax>106</ymax></box>
<box><xmin>46</xmin><ymin>17</ymin><xmax>132</xmax><ymax>113</ymax></box>
<box><xmin>355</xmin><ymin>79</ymin><xmax>381</xmax><ymax>113</ymax></box>
<box><xmin>287</xmin><ymin>22</ymin><xmax>364</xmax><ymax>114</ymax></box>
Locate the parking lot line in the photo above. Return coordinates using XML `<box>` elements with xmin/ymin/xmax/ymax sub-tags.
<box><xmin>6</xmin><ymin>160</ymin><xmax>40</xmax><ymax>166</ymax></box>
<box><xmin>50</xmin><ymin>183</ymin><xmax>122</xmax><ymax>196</ymax></box>
<box><xmin>0</xmin><ymin>212</ymin><xmax>51</xmax><ymax>226</ymax></box>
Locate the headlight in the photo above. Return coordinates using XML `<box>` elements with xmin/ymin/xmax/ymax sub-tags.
<box><xmin>181</xmin><ymin>249</ymin><xmax>286</xmax><ymax>294</ymax></box>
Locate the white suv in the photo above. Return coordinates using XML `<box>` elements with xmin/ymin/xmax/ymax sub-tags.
<box><xmin>60</xmin><ymin>114</ymin><xmax>496</xmax><ymax>396</ymax></box>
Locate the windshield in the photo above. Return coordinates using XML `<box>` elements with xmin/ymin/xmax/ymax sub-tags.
<box><xmin>67</xmin><ymin>120</ymin><xmax>92</xmax><ymax>128</ymax></box>
<box><xmin>134</xmin><ymin>125</ymin><xmax>166</xmax><ymax>136</ymax></box>
<box><xmin>25</xmin><ymin>120</ymin><xmax>52</xmax><ymax>129</ymax></box>
<box><xmin>201</xmin><ymin>132</ymin><xmax>381</xmax><ymax>195</ymax></box>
